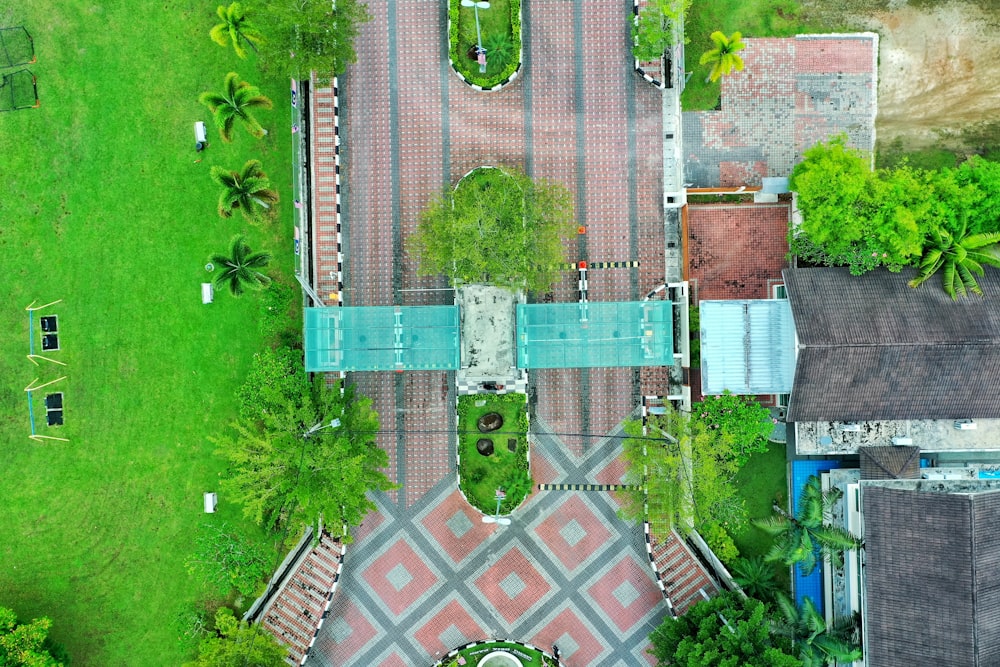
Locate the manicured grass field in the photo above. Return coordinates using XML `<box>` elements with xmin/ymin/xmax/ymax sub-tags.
<box><xmin>731</xmin><ymin>440</ymin><xmax>791</xmax><ymax>589</ymax></box>
<box><xmin>0</xmin><ymin>3</ymin><xmax>294</xmax><ymax>665</ymax></box>
<box><xmin>457</xmin><ymin>394</ymin><xmax>531</xmax><ymax>514</ymax></box>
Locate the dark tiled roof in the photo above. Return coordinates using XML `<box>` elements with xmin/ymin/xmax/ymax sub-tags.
<box><xmin>863</xmin><ymin>486</ymin><xmax>1000</xmax><ymax>667</ymax></box>
<box><xmin>784</xmin><ymin>267</ymin><xmax>1000</xmax><ymax>421</ymax></box>
<box><xmin>859</xmin><ymin>446</ymin><xmax>920</xmax><ymax>480</ymax></box>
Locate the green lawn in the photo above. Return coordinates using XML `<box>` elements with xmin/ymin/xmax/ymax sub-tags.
<box><xmin>731</xmin><ymin>440</ymin><xmax>790</xmax><ymax>589</ymax></box>
<box><xmin>0</xmin><ymin>2</ymin><xmax>294</xmax><ymax>665</ymax></box>
<box><xmin>681</xmin><ymin>0</ymin><xmax>848</xmax><ymax>110</ymax></box>
<box><xmin>457</xmin><ymin>394</ymin><xmax>531</xmax><ymax>514</ymax></box>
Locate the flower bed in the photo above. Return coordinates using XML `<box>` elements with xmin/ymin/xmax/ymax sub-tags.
<box><xmin>457</xmin><ymin>393</ymin><xmax>531</xmax><ymax>514</ymax></box>
<box><xmin>435</xmin><ymin>640</ymin><xmax>559</xmax><ymax>667</ymax></box>
<box><xmin>448</xmin><ymin>0</ymin><xmax>522</xmax><ymax>89</ymax></box>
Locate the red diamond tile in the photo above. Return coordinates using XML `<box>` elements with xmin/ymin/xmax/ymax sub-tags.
<box><xmin>587</xmin><ymin>555</ymin><xmax>664</xmax><ymax>633</ymax></box>
<box><xmin>530</xmin><ymin>446</ymin><xmax>560</xmax><ymax>485</ymax></box>
<box><xmin>362</xmin><ymin>538</ymin><xmax>440</xmax><ymax>616</ymax></box>
<box><xmin>376</xmin><ymin>652</ymin><xmax>409</xmax><ymax>667</ymax></box>
<box><xmin>594</xmin><ymin>455</ymin><xmax>626</xmax><ymax>485</ymax></box>
<box><xmin>421</xmin><ymin>489</ymin><xmax>494</xmax><ymax>564</ymax></box>
<box><xmin>533</xmin><ymin>495</ymin><xmax>613</xmax><ymax>572</ymax></box>
<box><xmin>475</xmin><ymin>546</ymin><xmax>552</xmax><ymax>624</ymax></box>
<box><xmin>324</xmin><ymin>599</ymin><xmax>378</xmax><ymax>657</ymax></box>
<box><xmin>351</xmin><ymin>507</ymin><xmax>386</xmax><ymax>543</ymax></box>
<box><xmin>529</xmin><ymin>606</ymin><xmax>606</xmax><ymax>664</ymax></box>
<box><xmin>413</xmin><ymin>599</ymin><xmax>484</xmax><ymax>657</ymax></box>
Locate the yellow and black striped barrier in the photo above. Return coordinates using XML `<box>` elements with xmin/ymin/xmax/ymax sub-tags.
<box><xmin>536</xmin><ymin>483</ymin><xmax>625</xmax><ymax>491</ymax></box>
<box><xmin>557</xmin><ymin>261</ymin><xmax>640</xmax><ymax>271</ymax></box>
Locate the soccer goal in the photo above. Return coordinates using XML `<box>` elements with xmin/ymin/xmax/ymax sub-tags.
<box><xmin>0</xmin><ymin>68</ymin><xmax>38</xmax><ymax>111</ymax></box>
<box><xmin>0</xmin><ymin>26</ymin><xmax>34</xmax><ymax>67</ymax></box>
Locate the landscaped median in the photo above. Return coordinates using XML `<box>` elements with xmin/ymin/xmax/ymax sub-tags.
<box><xmin>448</xmin><ymin>0</ymin><xmax>522</xmax><ymax>90</ymax></box>
<box><xmin>435</xmin><ymin>640</ymin><xmax>560</xmax><ymax>667</ymax></box>
<box><xmin>457</xmin><ymin>393</ymin><xmax>532</xmax><ymax>515</ymax></box>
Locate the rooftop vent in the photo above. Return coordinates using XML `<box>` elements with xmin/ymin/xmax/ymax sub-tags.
<box><xmin>839</xmin><ymin>422</ymin><xmax>862</xmax><ymax>432</ymax></box>
<box><xmin>891</xmin><ymin>436</ymin><xmax>913</xmax><ymax>446</ymax></box>
<box><xmin>954</xmin><ymin>419</ymin><xmax>977</xmax><ymax>430</ymax></box>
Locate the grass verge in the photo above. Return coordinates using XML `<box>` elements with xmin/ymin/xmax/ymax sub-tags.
<box><xmin>457</xmin><ymin>394</ymin><xmax>531</xmax><ymax>514</ymax></box>
<box><xmin>0</xmin><ymin>2</ymin><xmax>294</xmax><ymax>664</ymax></box>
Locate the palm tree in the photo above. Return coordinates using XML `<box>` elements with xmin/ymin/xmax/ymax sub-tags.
<box><xmin>198</xmin><ymin>73</ymin><xmax>273</xmax><ymax>142</ymax></box>
<box><xmin>210</xmin><ymin>160</ymin><xmax>279</xmax><ymax>222</ymax></box>
<box><xmin>755</xmin><ymin>475</ymin><xmax>860</xmax><ymax>576</ymax></box>
<box><xmin>210</xmin><ymin>235</ymin><xmax>271</xmax><ymax>296</ymax></box>
<box><xmin>731</xmin><ymin>555</ymin><xmax>778</xmax><ymax>602</ymax></box>
<box><xmin>774</xmin><ymin>594</ymin><xmax>863</xmax><ymax>666</ymax></box>
<box><xmin>210</xmin><ymin>3</ymin><xmax>263</xmax><ymax>59</ymax></box>
<box><xmin>699</xmin><ymin>31</ymin><xmax>746</xmax><ymax>82</ymax></box>
<box><xmin>908</xmin><ymin>217</ymin><xmax>1000</xmax><ymax>299</ymax></box>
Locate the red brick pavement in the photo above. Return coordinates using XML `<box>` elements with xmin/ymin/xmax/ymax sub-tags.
<box><xmin>588</xmin><ymin>555</ymin><xmax>667</xmax><ymax>633</ymax></box>
<box><xmin>686</xmin><ymin>203</ymin><xmax>790</xmax><ymax>301</ymax></box>
<box><xmin>533</xmin><ymin>495</ymin><xmax>613</xmax><ymax>573</ymax></box>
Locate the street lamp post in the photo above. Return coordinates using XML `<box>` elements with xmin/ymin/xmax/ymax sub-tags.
<box><xmin>461</xmin><ymin>0</ymin><xmax>490</xmax><ymax>73</ymax></box>
<box><xmin>303</xmin><ymin>418</ymin><xmax>341</xmax><ymax>438</ymax></box>
<box><xmin>481</xmin><ymin>488</ymin><xmax>511</xmax><ymax>525</ymax></box>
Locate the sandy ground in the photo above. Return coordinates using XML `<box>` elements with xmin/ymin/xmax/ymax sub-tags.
<box><xmin>858</xmin><ymin>1</ymin><xmax>1000</xmax><ymax>146</ymax></box>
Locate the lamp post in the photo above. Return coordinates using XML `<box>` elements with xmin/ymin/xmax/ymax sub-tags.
<box><xmin>461</xmin><ymin>0</ymin><xmax>490</xmax><ymax>73</ymax></box>
<box><xmin>481</xmin><ymin>488</ymin><xmax>511</xmax><ymax>525</ymax></box>
<box><xmin>304</xmin><ymin>418</ymin><xmax>341</xmax><ymax>438</ymax></box>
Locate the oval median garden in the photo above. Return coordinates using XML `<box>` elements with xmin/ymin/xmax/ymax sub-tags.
<box><xmin>449</xmin><ymin>0</ymin><xmax>522</xmax><ymax>89</ymax></box>
<box><xmin>457</xmin><ymin>393</ymin><xmax>532</xmax><ymax>516</ymax></box>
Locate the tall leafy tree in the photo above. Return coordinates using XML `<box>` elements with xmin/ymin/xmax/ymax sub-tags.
<box><xmin>199</xmin><ymin>72</ymin><xmax>273</xmax><ymax>142</ymax></box>
<box><xmin>210</xmin><ymin>159</ymin><xmax>279</xmax><ymax>222</ymax></box>
<box><xmin>210</xmin><ymin>2</ymin><xmax>264</xmax><ymax>59</ymax></box>
<box><xmin>216</xmin><ymin>347</ymin><xmax>395</xmax><ymax>540</ymax></box>
<box><xmin>185</xmin><ymin>522</ymin><xmax>272</xmax><ymax>598</ymax></box>
<box><xmin>619</xmin><ymin>406</ymin><xmax>747</xmax><ymax>539</ymax></box>
<box><xmin>908</xmin><ymin>215</ymin><xmax>1000</xmax><ymax>299</ymax></box>
<box><xmin>252</xmin><ymin>0</ymin><xmax>371</xmax><ymax>85</ymax></box>
<box><xmin>632</xmin><ymin>0</ymin><xmax>690</xmax><ymax>63</ymax></box>
<box><xmin>755</xmin><ymin>475</ymin><xmax>861</xmax><ymax>576</ymax></box>
<box><xmin>210</xmin><ymin>235</ymin><xmax>272</xmax><ymax>296</ymax></box>
<box><xmin>698</xmin><ymin>31</ymin><xmax>746</xmax><ymax>82</ymax></box>
<box><xmin>774</xmin><ymin>594</ymin><xmax>863</xmax><ymax>667</ymax></box>
<box><xmin>408</xmin><ymin>166</ymin><xmax>574</xmax><ymax>292</ymax></box>
<box><xmin>648</xmin><ymin>591</ymin><xmax>801</xmax><ymax>667</ymax></box>
<box><xmin>692</xmin><ymin>392</ymin><xmax>772</xmax><ymax>466</ymax></box>
<box><xmin>182</xmin><ymin>608</ymin><xmax>286</xmax><ymax>667</ymax></box>
<box><xmin>0</xmin><ymin>606</ymin><xmax>63</xmax><ymax>667</ymax></box>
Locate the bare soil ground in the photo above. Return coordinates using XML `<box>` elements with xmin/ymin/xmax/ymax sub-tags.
<box><xmin>804</xmin><ymin>0</ymin><xmax>1000</xmax><ymax>150</ymax></box>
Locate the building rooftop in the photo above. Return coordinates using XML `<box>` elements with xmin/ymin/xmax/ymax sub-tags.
<box><xmin>784</xmin><ymin>267</ymin><xmax>1000</xmax><ymax>422</ymax></box>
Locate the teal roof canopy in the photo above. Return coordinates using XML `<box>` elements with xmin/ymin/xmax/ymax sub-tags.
<box><xmin>304</xmin><ymin>306</ymin><xmax>460</xmax><ymax>372</ymax></box>
<box><xmin>699</xmin><ymin>299</ymin><xmax>795</xmax><ymax>395</ymax></box>
<box><xmin>516</xmin><ymin>301</ymin><xmax>673</xmax><ymax>369</ymax></box>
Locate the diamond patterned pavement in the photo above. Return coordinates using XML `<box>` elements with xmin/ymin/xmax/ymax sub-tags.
<box><xmin>309</xmin><ymin>0</ymin><xmax>674</xmax><ymax>662</ymax></box>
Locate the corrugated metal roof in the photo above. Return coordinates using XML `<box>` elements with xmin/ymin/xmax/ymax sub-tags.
<box><xmin>699</xmin><ymin>299</ymin><xmax>795</xmax><ymax>395</ymax></box>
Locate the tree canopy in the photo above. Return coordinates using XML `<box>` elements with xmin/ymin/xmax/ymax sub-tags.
<box><xmin>216</xmin><ymin>347</ymin><xmax>396</xmax><ymax>540</ymax></box>
<box><xmin>251</xmin><ymin>0</ymin><xmax>371</xmax><ymax>85</ymax></box>
<box><xmin>619</xmin><ymin>406</ymin><xmax>747</xmax><ymax>544</ymax></box>
<box><xmin>0</xmin><ymin>606</ymin><xmax>63</xmax><ymax>667</ymax></box>
<box><xmin>691</xmin><ymin>392</ymin><xmax>772</xmax><ymax>466</ymax></box>
<box><xmin>182</xmin><ymin>608</ymin><xmax>286</xmax><ymax>667</ymax></box>
<box><xmin>407</xmin><ymin>166</ymin><xmax>575</xmax><ymax>292</ymax></box>
<box><xmin>790</xmin><ymin>138</ymin><xmax>1000</xmax><ymax>291</ymax></box>
<box><xmin>648</xmin><ymin>591</ymin><xmax>801</xmax><ymax>667</ymax></box>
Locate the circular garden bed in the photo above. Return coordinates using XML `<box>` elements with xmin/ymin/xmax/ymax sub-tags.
<box><xmin>435</xmin><ymin>640</ymin><xmax>560</xmax><ymax>667</ymax></box>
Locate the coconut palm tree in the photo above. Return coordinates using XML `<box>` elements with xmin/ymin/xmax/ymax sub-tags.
<box><xmin>755</xmin><ymin>475</ymin><xmax>860</xmax><ymax>576</ymax></box>
<box><xmin>210</xmin><ymin>235</ymin><xmax>271</xmax><ymax>296</ymax></box>
<box><xmin>699</xmin><ymin>30</ymin><xmax>746</xmax><ymax>82</ymax></box>
<box><xmin>210</xmin><ymin>159</ymin><xmax>279</xmax><ymax>222</ymax></box>
<box><xmin>198</xmin><ymin>73</ymin><xmax>273</xmax><ymax>142</ymax></box>
<box><xmin>774</xmin><ymin>594</ymin><xmax>863</xmax><ymax>666</ymax></box>
<box><xmin>908</xmin><ymin>216</ymin><xmax>1000</xmax><ymax>299</ymax></box>
<box><xmin>210</xmin><ymin>3</ymin><xmax>264</xmax><ymax>59</ymax></box>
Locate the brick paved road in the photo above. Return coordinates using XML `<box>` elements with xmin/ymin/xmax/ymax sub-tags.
<box><xmin>321</xmin><ymin>0</ymin><xmax>672</xmax><ymax>663</ymax></box>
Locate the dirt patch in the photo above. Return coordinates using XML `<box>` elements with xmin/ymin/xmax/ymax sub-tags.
<box><xmin>857</xmin><ymin>1</ymin><xmax>1000</xmax><ymax>147</ymax></box>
